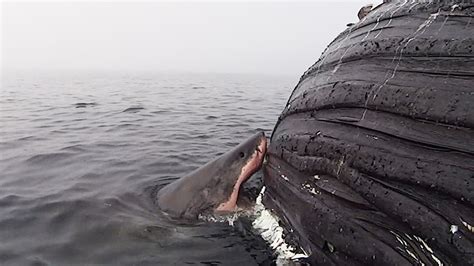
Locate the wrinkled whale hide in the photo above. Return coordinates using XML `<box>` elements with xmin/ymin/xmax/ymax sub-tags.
<box><xmin>263</xmin><ymin>1</ymin><xmax>474</xmax><ymax>265</ymax></box>
<box><xmin>157</xmin><ymin>132</ymin><xmax>267</xmax><ymax>220</ymax></box>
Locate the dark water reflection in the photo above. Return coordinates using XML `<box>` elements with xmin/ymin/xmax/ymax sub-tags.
<box><xmin>0</xmin><ymin>71</ymin><xmax>294</xmax><ymax>265</ymax></box>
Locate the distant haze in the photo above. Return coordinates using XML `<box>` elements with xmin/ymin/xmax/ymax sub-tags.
<box><xmin>2</xmin><ymin>1</ymin><xmax>376</xmax><ymax>77</ymax></box>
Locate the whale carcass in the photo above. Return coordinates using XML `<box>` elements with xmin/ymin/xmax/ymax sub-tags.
<box><xmin>263</xmin><ymin>1</ymin><xmax>474</xmax><ymax>265</ymax></box>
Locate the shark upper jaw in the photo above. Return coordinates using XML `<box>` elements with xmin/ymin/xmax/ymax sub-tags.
<box><xmin>215</xmin><ymin>134</ymin><xmax>267</xmax><ymax>212</ymax></box>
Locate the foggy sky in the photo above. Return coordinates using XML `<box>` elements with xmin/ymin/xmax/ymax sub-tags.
<box><xmin>2</xmin><ymin>1</ymin><xmax>375</xmax><ymax>76</ymax></box>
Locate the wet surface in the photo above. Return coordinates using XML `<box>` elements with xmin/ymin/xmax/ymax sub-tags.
<box><xmin>0</xmin><ymin>71</ymin><xmax>294</xmax><ymax>265</ymax></box>
<box><xmin>265</xmin><ymin>1</ymin><xmax>474</xmax><ymax>265</ymax></box>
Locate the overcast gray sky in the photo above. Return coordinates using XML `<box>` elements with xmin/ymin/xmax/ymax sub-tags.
<box><xmin>2</xmin><ymin>1</ymin><xmax>376</xmax><ymax>76</ymax></box>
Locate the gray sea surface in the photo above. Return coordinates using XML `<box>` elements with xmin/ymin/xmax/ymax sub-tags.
<box><xmin>0</xmin><ymin>71</ymin><xmax>295</xmax><ymax>265</ymax></box>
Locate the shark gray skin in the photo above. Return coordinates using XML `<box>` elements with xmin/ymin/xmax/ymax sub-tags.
<box><xmin>157</xmin><ymin>132</ymin><xmax>267</xmax><ymax>220</ymax></box>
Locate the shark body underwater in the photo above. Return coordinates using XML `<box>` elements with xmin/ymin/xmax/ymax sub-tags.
<box><xmin>157</xmin><ymin>132</ymin><xmax>267</xmax><ymax>219</ymax></box>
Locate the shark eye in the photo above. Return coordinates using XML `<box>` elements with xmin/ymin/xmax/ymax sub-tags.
<box><xmin>239</xmin><ymin>152</ymin><xmax>245</xmax><ymax>158</ymax></box>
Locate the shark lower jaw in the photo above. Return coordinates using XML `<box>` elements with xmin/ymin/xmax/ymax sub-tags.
<box><xmin>215</xmin><ymin>137</ymin><xmax>267</xmax><ymax>212</ymax></box>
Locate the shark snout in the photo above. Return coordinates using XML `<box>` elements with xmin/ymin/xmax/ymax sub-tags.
<box><xmin>255</xmin><ymin>133</ymin><xmax>267</xmax><ymax>159</ymax></box>
<box><xmin>215</xmin><ymin>132</ymin><xmax>267</xmax><ymax>212</ymax></box>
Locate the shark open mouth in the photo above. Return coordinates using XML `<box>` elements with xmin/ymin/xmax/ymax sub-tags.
<box><xmin>216</xmin><ymin>135</ymin><xmax>267</xmax><ymax>212</ymax></box>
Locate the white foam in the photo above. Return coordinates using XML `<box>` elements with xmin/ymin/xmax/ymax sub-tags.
<box><xmin>199</xmin><ymin>186</ymin><xmax>308</xmax><ymax>264</ymax></box>
<box><xmin>198</xmin><ymin>212</ymin><xmax>241</xmax><ymax>226</ymax></box>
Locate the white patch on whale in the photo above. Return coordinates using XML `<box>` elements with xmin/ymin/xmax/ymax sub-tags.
<box><xmin>252</xmin><ymin>187</ymin><xmax>308</xmax><ymax>265</ymax></box>
<box><xmin>460</xmin><ymin>218</ymin><xmax>474</xmax><ymax>233</ymax></box>
<box><xmin>199</xmin><ymin>186</ymin><xmax>308</xmax><ymax>264</ymax></box>
<box><xmin>391</xmin><ymin>230</ymin><xmax>443</xmax><ymax>266</ymax></box>
<box><xmin>450</xmin><ymin>224</ymin><xmax>458</xmax><ymax>234</ymax></box>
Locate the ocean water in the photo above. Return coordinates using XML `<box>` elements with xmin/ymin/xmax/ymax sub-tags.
<box><xmin>0</xmin><ymin>71</ymin><xmax>295</xmax><ymax>265</ymax></box>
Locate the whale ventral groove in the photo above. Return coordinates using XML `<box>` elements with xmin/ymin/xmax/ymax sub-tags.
<box><xmin>263</xmin><ymin>1</ymin><xmax>474</xmax><ymax>265</ymax></box>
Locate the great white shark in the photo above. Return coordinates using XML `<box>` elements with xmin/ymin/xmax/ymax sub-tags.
<box><xmin>157</xmin><ymin>132</ymin><xmax>267</xmax><ymax>219</ymax></box>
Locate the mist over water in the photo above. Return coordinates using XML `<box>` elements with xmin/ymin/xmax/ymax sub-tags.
<box><xmin>2</xmin><ymin>1</ymin><xmax>368</xmax><ymax>76</ymax></box>
<box><xmin>0</xmin><ymin>71</ymin><xmax>295</xmax><ymax>264</ymax></box>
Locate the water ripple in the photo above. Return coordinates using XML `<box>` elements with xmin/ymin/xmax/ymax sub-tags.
<box><xmin>0</xmin><ymin>71</ymin><xmax>294</xmax><ymax>265</ymax></box>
